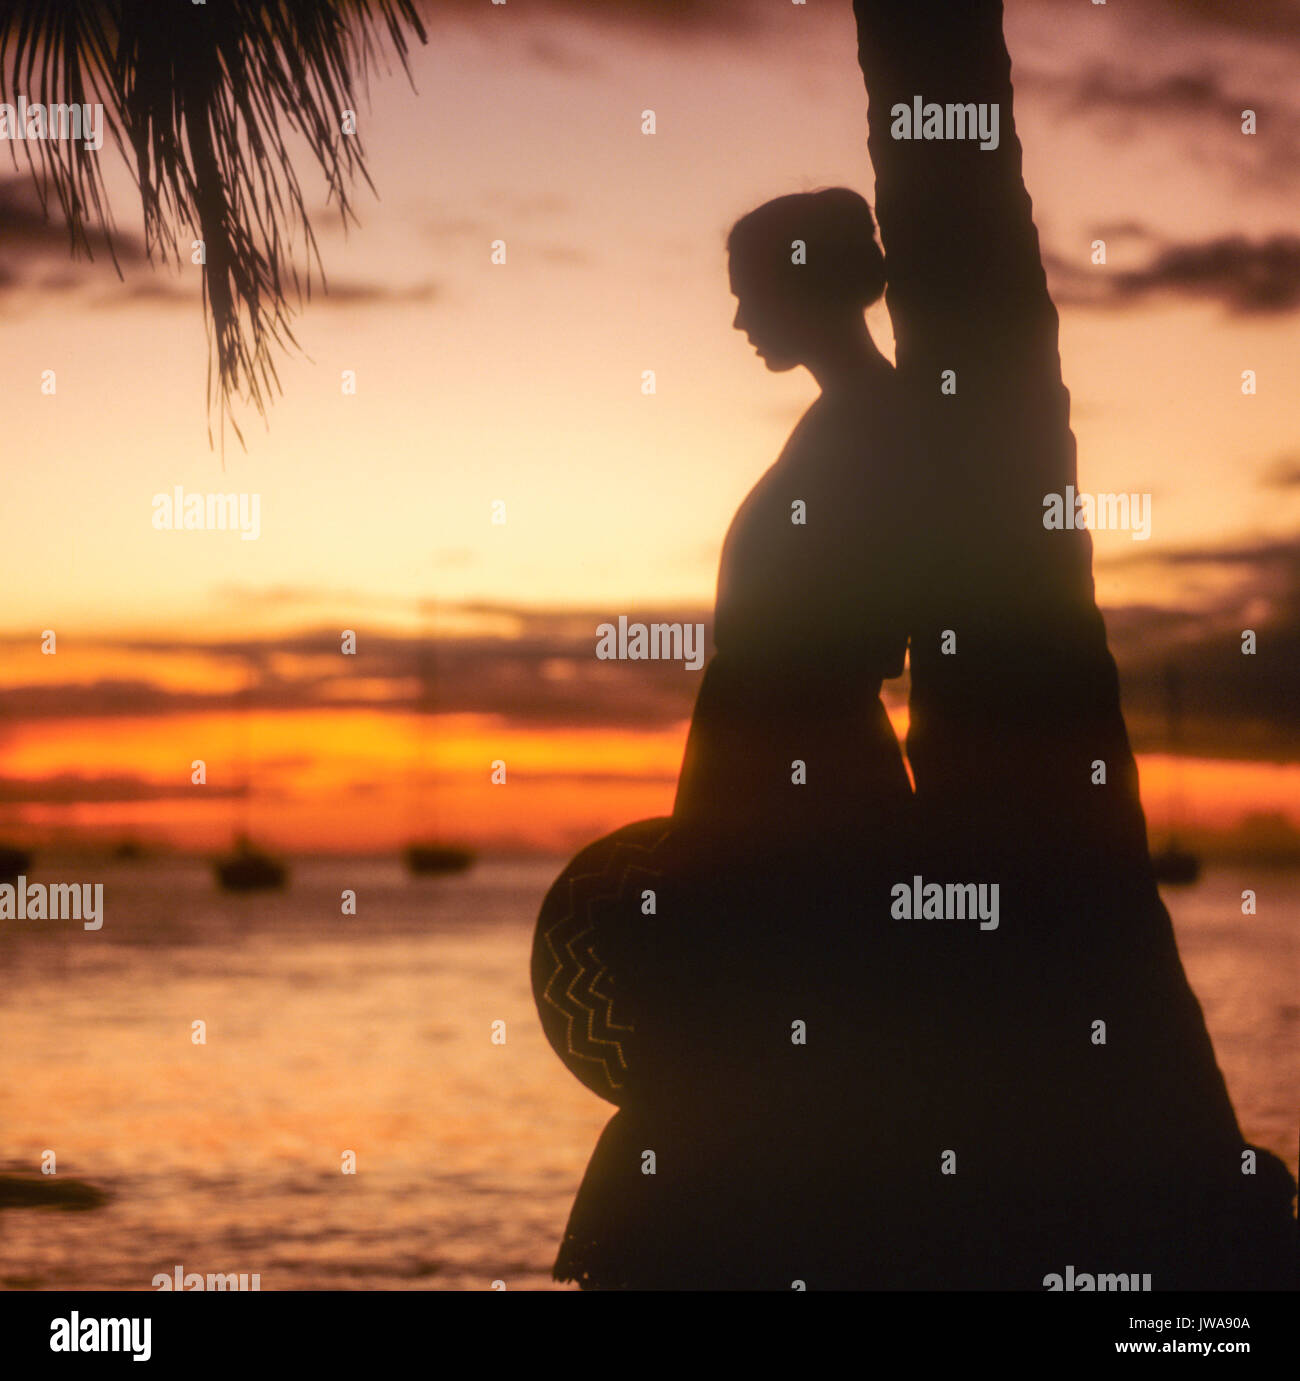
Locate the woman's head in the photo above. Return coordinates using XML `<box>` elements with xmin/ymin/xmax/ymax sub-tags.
<box><xmin>727</xmin><ymin>187</ymin><xmax>886</xmax><ymax>372</ymax></box>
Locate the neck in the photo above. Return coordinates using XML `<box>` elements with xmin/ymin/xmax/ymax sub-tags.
<box><xmin>804</xmin><ymin>322</ymin><xmax>889</xmax><ymax>397</ymax></box>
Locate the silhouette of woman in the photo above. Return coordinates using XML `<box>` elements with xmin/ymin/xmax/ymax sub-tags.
<box><xmin>532</xmin><ymin>188</ymin><xmax>922</xmax><ymax>1288</ymax></box>
<box><xmin>535</xmin><ymin>6</ymin><xmax>1295</xmax><ymax>1291</ymax></box>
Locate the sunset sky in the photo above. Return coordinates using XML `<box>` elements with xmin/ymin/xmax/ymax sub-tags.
<box><xmin>2</xmin><ymin>0</ymin><xmax>1299</xmax><ymax>854</ymax></box>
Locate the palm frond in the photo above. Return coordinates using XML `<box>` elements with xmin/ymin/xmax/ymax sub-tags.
<box><xmin>0</xmin><ymin>0</ymin><xmax>427</xmax><ymax>447</ymax></box>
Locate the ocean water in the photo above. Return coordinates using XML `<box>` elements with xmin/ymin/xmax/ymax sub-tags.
<box><xmin>0</xmin><ymin>858</ymin><xmax>1294</xmax><ymax>1290</ymax></box>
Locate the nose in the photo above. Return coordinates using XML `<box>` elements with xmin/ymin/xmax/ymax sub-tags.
<box><xmin>732</xmin><ymin>303</ymin><xmax>745</xmax><ymax>332</ymax></box>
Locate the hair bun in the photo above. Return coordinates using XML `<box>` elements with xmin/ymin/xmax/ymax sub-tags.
<box><xmin>729</xmin><ymin>187</ymin><xmax>886</xmax><ymax>308</ymax></box>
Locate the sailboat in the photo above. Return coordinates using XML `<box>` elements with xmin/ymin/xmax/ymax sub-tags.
<box><xmin>1151</xmin><ymin>665</ymin><xmax>1201</xmax><ymax>886</ymax></box>
<box><xmin>212</xmin><ymin>673</ymin><xmax>289</xmax><ymax>892</ymax></box>
<box><xmin>0</xmin><ymin>1166</ymin><xmax>108</xmax><ymax>1210</ymax></box>
<box><xmin>0</xmin><ymin>845</ymin><xmax>32</xmax><ymax>883</ymax></box>
<box><xmin>404</xmin><ymin>602</ymin><xmax>476</xmax><ymax>877</ymax></box>
<box><xmin>1151</xmin><ymin>845</ymin><xmax>1200</xmax><ymax>885</ymax></box>
<box><xmin>404</xmin><ymin>841</ymin><xmax>475</xmax><ymax>876</ymax></box>
<box><xmin>215</xmin><ymin>832</ymin><xmax>287</xmax><ymax>892</ymax></box>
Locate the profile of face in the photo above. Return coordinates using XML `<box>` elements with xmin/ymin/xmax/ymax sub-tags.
<box><xmin>727</xmin><ymin>189</ymin><xmax>885</xmax><ymax>378</ymax></box>
<box><xmin>729</xmin><ymin>254</ymin><xmax>821</xmax><ymax>373</ymax></box>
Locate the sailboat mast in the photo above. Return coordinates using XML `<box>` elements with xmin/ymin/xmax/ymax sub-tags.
<box><xmin>414</xmin><ymin>599</ymin><xmax>438</xmax><ymax>838</ymax></box>
<box><xmin>233</xmin><ymin>663</ymin><xmax>254</xmax><ymax>845</ymax></box>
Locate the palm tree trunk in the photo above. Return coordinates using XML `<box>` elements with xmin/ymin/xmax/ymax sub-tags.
<box><xmin>853</xmin><ymin>0</ymin><xmax>1143</xmax><ymax>872</ymax></box>
<box><xmin>850</xmin><ymin>0</ymin><xmax>1296</xmax><ymax>1287</ymax></box>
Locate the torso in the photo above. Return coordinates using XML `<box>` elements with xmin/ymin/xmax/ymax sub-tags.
<box><xmin>674</xmin><ymin>374</ymin><xmax>913</xmax><ymax>839</ymax></box>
